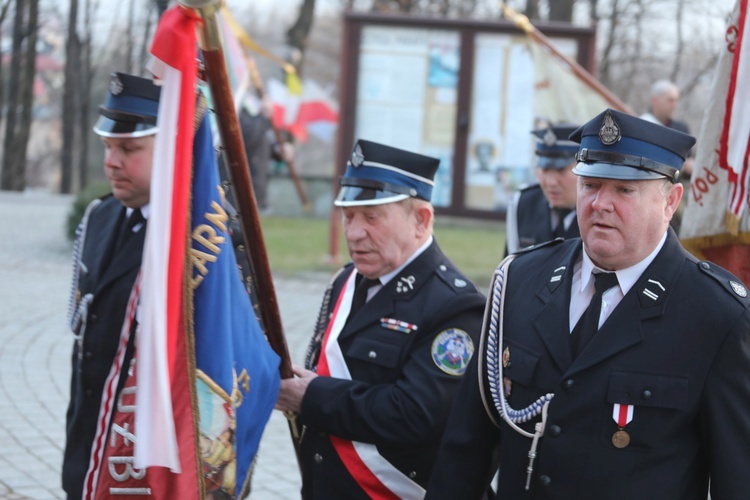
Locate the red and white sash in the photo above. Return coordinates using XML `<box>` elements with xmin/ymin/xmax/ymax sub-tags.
<box><xmin>317</xmin><ymin>269</ymin><xmax>425</xmax><ymax>499</ymax></box>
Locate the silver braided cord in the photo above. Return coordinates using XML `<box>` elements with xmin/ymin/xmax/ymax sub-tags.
<box><xmin>67</xmin><ymin>198</ymin><xmax>102</xmax><ymax>335</ymax></box>
<box><xmin>486</xmin><ymin>258</ymin><xmax>554</xmax><ymax>433</ymax></box>
<box><xmin>304</xmin><ymin>280</ymin><xmax>336</xmax><ymax>371</ymax></box>
<box><xmin>485</xmin><ymin>256</ymin><xmax>555</xmax><ymax>489</ymax></box>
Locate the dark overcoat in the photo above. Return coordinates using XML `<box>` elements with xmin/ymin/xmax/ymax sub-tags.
<box><xmin>427</xmin><ymin>231</ymin><xmax>750</xmax><ymax>499</ymax></box>
<box><xmin>299</xmin><ymin>241</ymin><xmax>486</xmax><ymax>499</ymax></box>
<box><xmin>63</xmin><ymin>195</ymin><xmax>145</xmax><ymax>499</ymax></box>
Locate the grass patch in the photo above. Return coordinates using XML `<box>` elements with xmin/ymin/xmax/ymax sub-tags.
<box><xmin>260</xmin><ymin>215</ymin><xmax>505</xmax><ymax>290</ymax></box>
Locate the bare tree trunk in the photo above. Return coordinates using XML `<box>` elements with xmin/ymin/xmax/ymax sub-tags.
<box><xmin>79</xmin><ymin>0</ymin><xmax>95</xmax><ymax>190</ymax></box>
<box><xmin>15</xmin><ymin>0</ymin><xmax>37</xmax><ymax>185</ymax></box>
<box><xmin>0</xmin><ymin>0</ymin><xmax>13</xmax><ymax>136</ymax></box>
<box><xmin>137</xmin><ymin>4</ymin><xmax>155</xmax><ymax>73</ymax></box>
<box><xmin>1</xmin><ymin>0</ymin><xmax>26</xmax><ymax>191</ymax></box>
<box><xmin>286</xmin><ymin>0</ymin><xmax>317</xmax><ymax>74</ymax></box>
<box><xmin>154</xmin><ymin>0</ymin><xmax>168</xmax><ymax>18</ymax></box>
<box><xmin>671</xmin><ymin>0</ymin><xmax>685</xmax><ymax>82</ymax></box>
<box><xmin>125</xmin><ymin>0</ymin><xmax>136</xmax><ymax>73</ymax></box>
<box><xmin>61</xmin><ymin>0</ymin><xmax>79</xmax><ymax>194</ymax></box>
<box><xmin>597</xmin><ymin>0</ymin><xmax>621</xmax><ymax>88</ymax></box>
<box><xmin>395</xmin><ymin>0</ymin><xmax>414</xmax><ymax>13</ymax></box>
<box><xmin>589</xmin><ymin>0</ymin><xmax>599</xmax><ymax>22</ymax></box>
<box><xmin>548</xmin><ymin>0</ymin><xmax>575</xmax><ymax>22</ymax></box>
<box><xmin>525</xmin><ymin>0</ymin><xmax>540</xmax><ymax>20</ymax></box>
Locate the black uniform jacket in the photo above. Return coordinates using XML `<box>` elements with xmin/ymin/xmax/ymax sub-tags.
<box><xmin>427</xmin><ymin>230</ymin><xmax>750</xmax><ymax>500</ymax></box>
<box><xmin>300</xmin><ymin>241</ymin><xmax>486</xmax><ymax>499</ymax></box>
<box><xmin>63</xmin><ymin>196</ymin><xmax>145</xmax><ymax>499</ymax></box>
<box><xmin>506</xmin><ymin>184</ymin><xmax>579</xmax><ymax>254</ymax></box>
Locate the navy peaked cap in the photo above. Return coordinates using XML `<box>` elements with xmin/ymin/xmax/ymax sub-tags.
<box><xmin>334</xmin><ymin>139</ymin><xmax>440</xmax><ymax>206</ymax></box>
<box><xmin>570</xmin><ymin>108</ymin><xmax>696</xmax><ymax>182</ymax></box>
<box><xmin>94</xmin><ymin>72</ymin><xmax>161</xmax><ymax>138</ymax></box>
<box><xmin>532</xmin><ymin>124</ymin><xmax>580</xmax><ymax>170</ymax></box>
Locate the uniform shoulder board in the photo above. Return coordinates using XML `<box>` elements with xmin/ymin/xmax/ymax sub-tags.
<box><xmin>435</xmin><ymin>262</ymin><xmax>475</xmax><ymax>292</ymax></box>
<box><xmin>512</xmin><ymin>237</ymin><xmax>565</xmax><ymax>255</ymax></box>
<box><xmin>697</xmin><ymin>260</ymin><xmax>750</xmax><ymax>304</ymax></box>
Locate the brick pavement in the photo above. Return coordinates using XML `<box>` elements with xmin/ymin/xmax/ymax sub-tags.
<box><xmin>0</xmin><ymin>191</ymin><xmax>326</xmax><ymax>499</ymax></box>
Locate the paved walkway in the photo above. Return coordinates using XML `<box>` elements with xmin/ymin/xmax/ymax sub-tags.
<box><xmin>0</xmin><ymin>191</ymin><xmax>324</xmax><ymax>499</ymax></box>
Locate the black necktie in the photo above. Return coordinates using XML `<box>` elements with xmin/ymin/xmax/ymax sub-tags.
<box><xmin>553</xmin><ymin>208</ymin><xmax>572</xmax><ymax>238</ymax></box>
<box><xmin>115</xmin><ymin>208</ymin><xmax>144</xmax><ymax>248</ymax></box>
<box><xmin>571</xmin><ymin>272</ymin><xmax>619</xmax><ymax>356</ymax></box>
<box><xmin>348</xmin><ymin>275</ymin><xmax>379</xmax><ymax>323</ymax></box>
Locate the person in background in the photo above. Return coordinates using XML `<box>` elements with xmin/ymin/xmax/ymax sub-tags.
<box><xmin>63</xmin><ymin>72</ymin><xmax>159</xmax><ymax>499</ymax></box>
<box><xmin>426</xmin><ymin>109</ymin><xmax>750</xmax><ymax>499</ymax></box>
<box><xmin>505</xmin><ymin>124</ymin><xmax>580</xmax><ymax>255</ymax></box>
<box><xmin>640</xmin><ymin>79</ymin><xmax>694</xmax><ymax>231</ymax></box>
<box><xmin>275</xmin><ymin>139</ymin><xmax>486</xmax><ymax>499</ymax></box>
<box><xmin>239</xmin><ymin>96</ymin><xmax>274</xmax><ymax>216</ymax></box>
<box><xmin>640</xmin><ymin>79</ymin><xmax>690</xmax><ymax>134</ymax></box>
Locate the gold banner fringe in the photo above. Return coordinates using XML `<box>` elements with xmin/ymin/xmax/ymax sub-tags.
<box><xmin>680</xmin><ymin>232</ymin><xmax>750</xmax><ymax>260</ymax></box>
<box><xmin>725</xmin><ymin>211</ymin><xmax>741</xmax><ymax>236</ymax></box>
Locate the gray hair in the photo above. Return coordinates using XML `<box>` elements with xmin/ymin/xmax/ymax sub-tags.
<box><xmin>651</xmin><ymin>79</ymin><xmax>679</xmax><ymax>98</ymax></box>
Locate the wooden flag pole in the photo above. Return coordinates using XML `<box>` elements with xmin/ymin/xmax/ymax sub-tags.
<box><xmin>500</xmin><ymin>2</ymin><xmax>634</xmax><ymax>114</ymax></box>
<box><xmin>176</xmin><ymin>0</ymin><xmax>302</xmax><ymax>472</ymax></box>
<box><xmin>245</xmin><ymin>54</ymin><xmax>312</xmax><ymax>211</ymax></box>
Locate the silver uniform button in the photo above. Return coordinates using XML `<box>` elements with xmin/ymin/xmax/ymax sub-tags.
<box><xmin>314</xmin><ymin>453</ymin><xmax>323</xmax><ymax>464</ymax></box>
<box><xmin>368</xmin><ymin>351</ymin><xmax>377</xmax><ymax>359</ymax></box>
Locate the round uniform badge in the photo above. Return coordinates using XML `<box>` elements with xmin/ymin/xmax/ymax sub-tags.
<box><xmin>431</xmin><ymin>328</ymin><xmax>474</xmax><ymax>376</ymax></box>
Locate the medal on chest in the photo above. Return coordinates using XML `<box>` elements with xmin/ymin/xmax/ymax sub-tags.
<box><xmin>611</xmin><ymin>403</ymin><xmax>634</xmax><ymax>449</ymax></box>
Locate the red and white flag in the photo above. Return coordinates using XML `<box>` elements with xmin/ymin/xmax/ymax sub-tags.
<box><xmin>681</xmin><ymin>0</ymin><xmax>750</xmax><ymax>284</ymax></box>
<box><xmin>268</xmin><ymin>77</ymin><xmax>339</xmax><ymax>143</ymax></box>
<box><xmin>135</xmin><ymin>5</ymin><xmax>200</xmax><ymax>473</ymax></box>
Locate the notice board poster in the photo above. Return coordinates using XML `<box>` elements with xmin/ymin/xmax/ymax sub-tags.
<box><xmin>343</xmin><ymin>14</ymin><xmax>596</xmax><ymax>216</ymax></box>
<box><xmin>355</xmin><ymin>26</ymin><xmax>460</xmax><ymax>208</ymax></box>
<box><xmin>465</xmin><ymin>33</ymin><xmax>583</xmax><ymax>211</ymax></box>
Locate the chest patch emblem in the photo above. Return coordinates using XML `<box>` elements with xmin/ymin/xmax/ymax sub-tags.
<box><xmin>431</xmin><ymin>328</ymin><xmax>474</xmax><ymax>376</ymax></box>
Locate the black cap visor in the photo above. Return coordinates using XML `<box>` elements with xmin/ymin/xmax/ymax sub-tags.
<box><xmin>537</xmin><ymin>155</ymin><xmax>576</xmax><ymax>170</ymax></box>
<box><xmin>572</xmin><ymin>162</ymin><xmax>673</xmax><ymax>181</ymax></box>
<box><xmin>93</xmin><ymin>107</ymin><xmax>158</xmax><ymax>138</ymax></box>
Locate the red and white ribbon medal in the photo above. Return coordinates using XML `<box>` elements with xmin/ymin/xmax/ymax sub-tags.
<box><xmin>611</xmin><ymin>403</ymin><xmax>633</xmax><ymax>449</ymax></box>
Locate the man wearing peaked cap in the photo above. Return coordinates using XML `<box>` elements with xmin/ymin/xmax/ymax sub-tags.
<box><xmin>334</xmin><ymin>139</ymin><xmax>440</xmax><ymax>206</ymax></box>
<box><xmin>276</xmin><ymin>139</ymin><xmax>485</xmax><ymax>498</ymax></box>
<box><xmin>505</xmin><ymin>124</ymin><xmax>581</xmax><ymax>255</ymax></box>
<box><xmin>63</xmin><ymin>72</ymin><xmax>160</xmax><ymax>499</ymax></box>
<box><xmin>427</xmin><ymin>109</ymin><xmax>750</xmax><ymax>499</ymax></box>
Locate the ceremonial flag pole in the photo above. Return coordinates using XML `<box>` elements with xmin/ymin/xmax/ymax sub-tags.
<box><xmin>176</xmin><ymin>0</ymin><xmax>303</xmax><ymax>469</ymax></box>
<box><xmin>245</xmin><ymin>53</ymin><xmax>312</xmax><ymax>211</ymax></box>
<box><xmin>499</xmin><ymin>2</ymin><xmax>634</xmax><ymax>114</ymax></box>
<box><xmin>219</xmin><ymin>7</ymin><xmax>312</xmax><ymax>211</ymax></box>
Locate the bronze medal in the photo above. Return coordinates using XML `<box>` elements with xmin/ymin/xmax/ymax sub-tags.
<box><xmin>611</xmin><ymin>429</ymin><xmax>630</xmax><ymax>449</ymax></box>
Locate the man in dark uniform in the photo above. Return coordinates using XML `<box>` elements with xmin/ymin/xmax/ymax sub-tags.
<box><xmin>505</xmin><ymin>125</ymin><xmax>580</xmax><ymax>254</ymax></box>
<box><xmin>63</xmin><ymin>72</ymin><xmax>159</xmax><ymax>499</ymax></box>
<box><xmin>275</xmin><ymin>139</ymin><xmax>485</xmax><ymax>499</ymax></box>
<box><xmin>426</xmin><ymin>109</ymin><xmax>750</xmax><ymax>499</ymax></box>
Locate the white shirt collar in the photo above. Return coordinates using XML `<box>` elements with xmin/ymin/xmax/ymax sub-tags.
<box><xmin>125</xmin><ymin>204</ymin><xmax>150</xmax><ymax>220</ymax></box>
<box><xmin>580</xmin><ymin>230</ymin><xmax>668</xmax><ymax>296</ymax></box>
